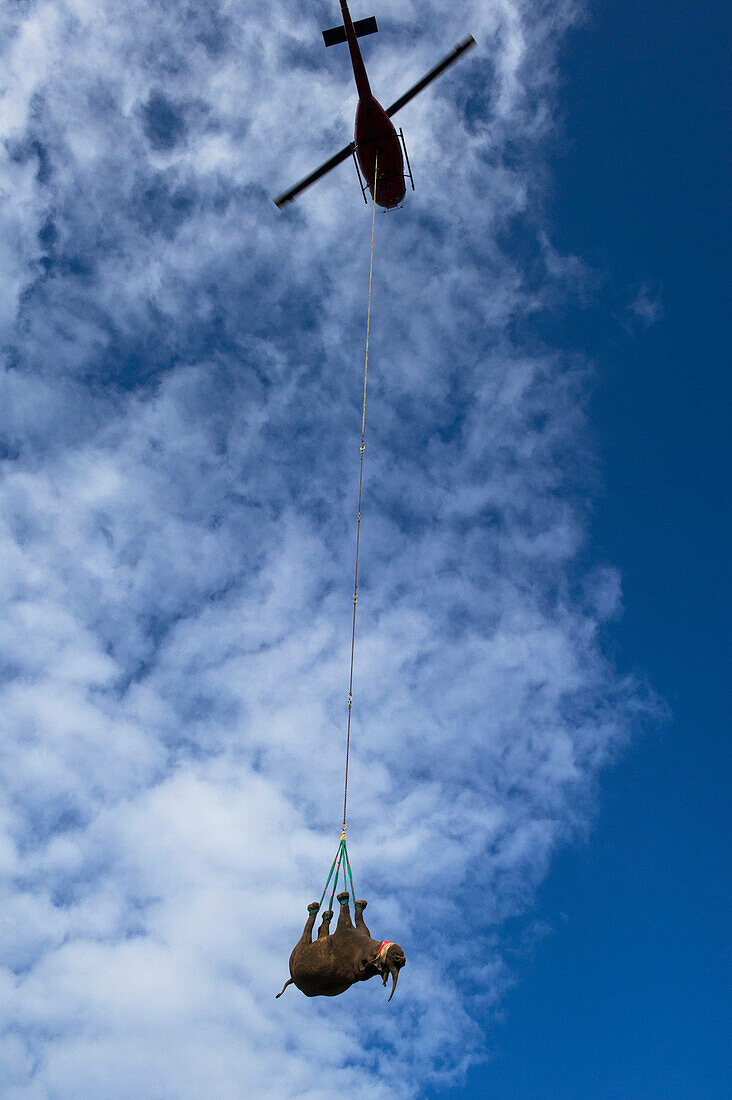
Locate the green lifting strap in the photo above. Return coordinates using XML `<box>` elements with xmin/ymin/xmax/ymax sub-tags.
<box><xmin>318</xmin><ymin>846</ymin><xmax>340</xmax><ymax>912</ymax></box>
<box><xmin>342</xmin><ymin>838</ymin><xmax>356</xmax><ymax>903</ymax></box>
<box><xmin>328</xmin><ymin>842</ymin><xmax>345</xmax><ymax>914</ymax></box>
<box><xmin>317</xmin><ymin>836</ymin><xmax>357</xmax><ymax>915</ymax></box>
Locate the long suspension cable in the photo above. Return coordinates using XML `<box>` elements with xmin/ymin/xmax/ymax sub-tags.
<box><xmin>342</xmin><ymin>153</ymin><xmax>378</xmax><ymax>835</ymax></box>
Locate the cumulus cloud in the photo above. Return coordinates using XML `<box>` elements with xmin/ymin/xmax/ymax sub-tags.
<box><xmin>1</xmin><ymin>0</ymin><xmax>650</xmax><ymax>1095</ymax></box>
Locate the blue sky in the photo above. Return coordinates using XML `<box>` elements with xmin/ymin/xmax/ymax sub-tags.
<box><xmin>0</xmin><ymin>0</ymin><xmax>728</xmax><ymax>1097</ymax></box>
<box><xmin>443</xmin><ymin>0</ymin><xmax>731</xmax><ymax>1094</ymax></box>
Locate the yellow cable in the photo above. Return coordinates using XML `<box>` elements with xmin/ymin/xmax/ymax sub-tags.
<box><xmin>361</xmin><ymin>158</ymin><xmax>378</xmax><ymax>439</ymax></box>
<box><xmin>342</xmin><ymin>153</ymin><xmax>378</xmax><ymax>835</ymax></box>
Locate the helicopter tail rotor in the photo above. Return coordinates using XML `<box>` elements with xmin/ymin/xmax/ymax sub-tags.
<box><xmin>323</xmin><ymin>16</ymin><xmax>378</xmax><ymax>48</ymax></box>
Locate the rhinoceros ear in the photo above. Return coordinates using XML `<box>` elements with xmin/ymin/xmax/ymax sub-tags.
<box><xmin>359</xmin><ymin>949</ymin><xmax>381</xmax><ymax>975</ymax></box>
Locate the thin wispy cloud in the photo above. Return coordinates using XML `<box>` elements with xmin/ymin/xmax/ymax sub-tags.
<box><xmin>1</xmin><ymin>1</ymin><xmax>650</xmax><ymax>1095</ymax></box>
<box><xmin>630</xmin><ymin>282</ymin><xmax>663</xmax><ymax>324</ymax></box>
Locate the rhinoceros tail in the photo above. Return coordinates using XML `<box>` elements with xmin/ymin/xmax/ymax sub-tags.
<box><xmin>275</xmin><ymin>977</ymin><xmax>294</xmax><ymax>999</ymax></box>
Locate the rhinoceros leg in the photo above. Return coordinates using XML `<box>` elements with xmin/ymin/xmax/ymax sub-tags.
<box><xmin>335</xmin><ymin>891</ymin><xmax>354</xmax><ymax>932</ymax></box>
<box><xmin>276</xmin><ymin>902</ymin><xmax>321</xmax><ymax>998</ymax></box>
<box><xmin>297</xmin><ymin>902</ymin><xmax>321</xmax><ymax>946</ymax></box>
<box><xmin>354</xmin><ymin>899</ymin><xmax>371</xmax><ymax>938</ymax></box>
<box><xmin>317</xmin><ymin>909</ymin><xmax>334</xmax><ymax>939</ymax></box>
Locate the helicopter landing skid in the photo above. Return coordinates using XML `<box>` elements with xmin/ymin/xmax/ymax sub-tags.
<box><xmin>398</xmin><ymin>128</ymin><xmax>415</xmax><ymax>192</ymax></box>
<box><xmin>350</xmin><ymin>143</ymin><xmax>369</xmax><ymax>205</ymax></box>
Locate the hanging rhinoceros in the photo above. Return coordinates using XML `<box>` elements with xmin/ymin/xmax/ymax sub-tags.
<box><xmin>276</xmin><ymin>892</ymin><xmax>406</xmax><ymax>1000</ymax></box>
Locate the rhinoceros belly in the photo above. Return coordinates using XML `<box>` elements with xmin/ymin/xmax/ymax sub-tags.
<box><xmin>290</xmin><ymin>941</ymin><xmax>355</xmax><ymax>998</ymax></box>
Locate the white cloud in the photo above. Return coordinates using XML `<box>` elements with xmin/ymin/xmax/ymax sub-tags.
<box><xmin>0</xmin><ymin>1</ymin><xmax>652</xmax><ymax>1095</ymax></box>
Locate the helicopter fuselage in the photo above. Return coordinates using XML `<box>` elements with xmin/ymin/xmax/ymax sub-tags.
<box><xmin>341</xmin><ymin>0</ymin><xmax>406</xmax><ymax>208</ymax></box>
<box><xmin>354</xmin><ymin>96</ymin><xmax>406</xmax><ymax>209</ymax></box>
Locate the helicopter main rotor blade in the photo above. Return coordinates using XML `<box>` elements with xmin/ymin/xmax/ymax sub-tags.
<box><xmin>274</xmin><ymin>141</ymin><xmax>356</xmax><ymax>208</ymax></box>
<box><xmin>386</xmin><ymin>35</ymin><xmax>476</xmax><ymax>118</ymax></box>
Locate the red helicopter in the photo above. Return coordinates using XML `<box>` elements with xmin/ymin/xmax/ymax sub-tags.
<box><xmin>274</xmin><ymin>1</ymin><xmax>475</xmax><ymax>209</ymax></box>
